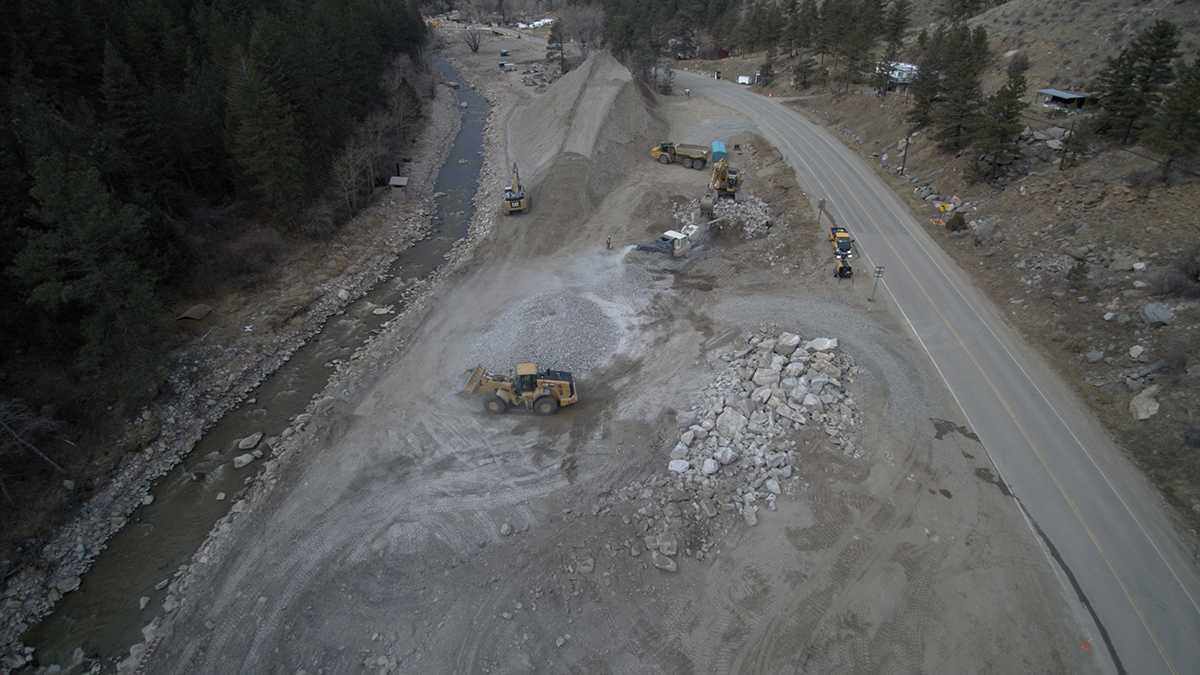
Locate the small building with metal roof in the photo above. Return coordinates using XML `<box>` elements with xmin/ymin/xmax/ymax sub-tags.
<box><xmin>1036</xmin><ymin>88</ymin><xmax>1087</xmax><ymax>109</ymax></box>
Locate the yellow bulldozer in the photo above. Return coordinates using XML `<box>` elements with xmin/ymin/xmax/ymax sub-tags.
<box><xmin>503</xmin><ymin>163</ymin><xmax>527</xmax><ymax>215</ymax></box>
<box><xmin>465</xmin><ymin>363</ymin><xmax>578</xmax><ymax>415</ymax></box>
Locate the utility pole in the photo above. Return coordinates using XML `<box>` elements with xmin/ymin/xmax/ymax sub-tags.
<box><xmin>869</xmin><ymin>266</ymin><xmax>885</xmax><ymax>301</ymax></box>
<box><xmin>901</xmin><ymin>128</ymin><xmax>914</xmax><ymax>174</ymax></box>
<box><xmin>817</xmin><ymin>198</ymin><xmax>826</xmax><ymax>225</ymax></box>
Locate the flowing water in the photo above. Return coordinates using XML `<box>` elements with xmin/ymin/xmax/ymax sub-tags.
<box><xmin>25</xmin><ymin>56</ymin><xmax>487</xmax><ymax>670</ymax></box>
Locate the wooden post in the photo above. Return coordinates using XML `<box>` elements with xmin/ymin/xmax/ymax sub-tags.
<box><xmin>1059</xmin><ymin>118</ymin><xmax>1075</xmax><ymax>171</ymax></box>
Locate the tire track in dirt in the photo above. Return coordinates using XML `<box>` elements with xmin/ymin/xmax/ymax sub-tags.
<box><xmin>726</xmin><ymin>440</ymin><xmax>930</xmax><ymax>673</ymax></box>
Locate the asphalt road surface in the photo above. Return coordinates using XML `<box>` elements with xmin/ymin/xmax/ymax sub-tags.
<box><xmin>677</xmin><ymin>70</ymin><xmax>1200</xmax><ymax>675</ymax></box>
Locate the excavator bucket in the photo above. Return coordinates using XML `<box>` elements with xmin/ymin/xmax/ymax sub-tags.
<box><xmin>464</xmin><ymin>364</ymin><xmax>486</xmax><ymax>394</ymax></box>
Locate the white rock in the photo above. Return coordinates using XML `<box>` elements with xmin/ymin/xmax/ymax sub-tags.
<box><xmin>775</xmin><ymin>332</ymin><xmax>802</xmax><ymax>356</ymax></box>
<box><xmin>1129</xmin><ymin>345</ymin><xmax>1144</xmax><ymax>359</ymax></box>
<box><xmin>765</xmin><ymin>479</ymin><xmax>781</xmax><ymax>495</ymax></box>
<box><xmin>806</xmin><ymin>337</ymin><xmax>838</xmax><ymax>352</ymax></box>
<box><xmin>1129</xmin><ymin>385</ymin><xmax>1160</xmax><ymax>421</ymax></box>
<box><xmin>715</xmin><ymin>447</ymin><xmax>737</xmax><ymax>465</ymax></box>
<box><xmin>715</xmin><ymin>408</ymin><xmax>748</xmax><ymax>438</ymax></box>
<box><xmin>669</xmin><ymin>443</ymin><xmax>689</xmax><ymax>460</ymax></box>
<box><xmin>216</xmin><ymin>492</ymin><xmax>226</xmax><ymax>501</ymax></box>
<box><xmin>651</xmin><ymin>550</ymin><xmax>678</xmax><ymax>572</ymax></box>
<box><xmin>702</xmin><ymin>458</ymin><xmax>720</xmax><ymax>475</ymax></box>
<box><xmin>337</xmin><ymin>289</ymin><xmax>350</xmax><ymax>301</ymax></box>
<box><xmin>668</xmin><ymin>459</ymin><xmax>690</xmax><ymax>473</ymax></box>
<box><xmin>680</xmin><ymin>429</ymin><xmax>695</xmax><ymax>447</ymax></box>
<box><xmin>500</xmin><ymin>523</ymin><xmax>513</xmax><ymax>536</ymax></box>
<box><xmin>139</xmin><ymin>596</ymin><xmax>150</xmax><ymax>610</ymax></box>
<box><xmin>752</xmin><ymin>368</ymin><xmax>780</xmax><ymax>386</ymax></box>
<box><xmin>232</xmin><ymin>453</ymin><xmax>255</xmax><ymax>469</ymax></box>
<box><xmin>743</xmin><ymin>506</ymin><xmax>758</xmax><ymax>526</ymax></box>
<box><xmin>237</xmin><ymin>432</ymin><xmax>263</xmax><ymax>450</ymax></box>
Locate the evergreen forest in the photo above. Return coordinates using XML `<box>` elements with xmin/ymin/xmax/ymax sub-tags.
<box><xmin>0</xmin><ymin>0</ymin><xmax>427</xmax><ymax>512</ymax></box>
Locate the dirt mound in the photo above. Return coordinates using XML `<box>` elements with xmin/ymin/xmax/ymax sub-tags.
<box><xmin>509</xmin><ymin>51</ymin><xmax>665</xmax><ymax>187</ymax></box>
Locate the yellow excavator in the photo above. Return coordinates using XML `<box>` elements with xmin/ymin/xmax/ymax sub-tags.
<box><xmin>700</xmin><ymin>141</ymin><xmax>741</xmax><ymax>214</ymax></box>
<box><xmin>465</xmin><ymin>363</ymin><xmax>577</xmax><ymax>415</ymax></box>
<box><xmin>503</xmin><ymin>163</ymin><xmax>527</xmax><ymax>215</ymax></box>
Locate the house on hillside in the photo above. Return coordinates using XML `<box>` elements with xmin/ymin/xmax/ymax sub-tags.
<box><xmin>1036</xmin><ymin>88</ymin><xmax>1088</xmax><ymax>110</ymax></box>
<box><xmin>876</xmin><ymin>62</ymin><xmax>918</xmax><ymax>94</ymax></box>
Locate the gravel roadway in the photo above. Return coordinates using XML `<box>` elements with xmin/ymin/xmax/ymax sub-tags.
<box><xmin>675</xmin><ymin>69</ymin><xmax>1200</xmax><ymax>675</ymax></box>
<box><xmin>133</xmin><ymin>39</ymin><xmax>1100</xmax><ymax>675</ymax></box>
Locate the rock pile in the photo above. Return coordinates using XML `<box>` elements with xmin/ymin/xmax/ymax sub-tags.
<box><xmin>591</xmin><ymin>331</ymin><xmax>861</xmax><ymax>572</ymax></box>
<box><xmin>672</xmin><ymin>195</ymin><xmax>776</xmax><ymax>239</ymax></box>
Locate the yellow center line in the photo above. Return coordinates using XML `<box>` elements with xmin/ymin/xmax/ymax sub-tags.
<box><xmin>724</xmin><ymin>87</ymin><xmax>1177</xmax><ymax>674</ymax></box>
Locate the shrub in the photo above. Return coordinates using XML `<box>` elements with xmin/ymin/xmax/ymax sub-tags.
<box><xmin>300</xmin><ymin>201</ymin><xmax>338</xmax><ymax>240</ymax></box>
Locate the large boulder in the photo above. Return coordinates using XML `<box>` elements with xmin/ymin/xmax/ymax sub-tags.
<box><xmin>715</xmin><ymin>408</ymin><xmax>748</xmax><ymax>438</ymax></box>
<box><xmin>752</xmin><ymin>368</ymin><xmax>781</xmax><ymax>386</ymax></box>
<box><xmin>806</xmin><ymin>337</ymin><xmax>838</xmax><ymax>352</ymax></box>
<box><xmin>1142</xmin><ymin>303</ymin><xmax>1174</xmax><ymax>326</ymax></box>
<box><xmin>774</xmin><ymin>332</ymin><xmax>802</xmax><ymax>356</ymax></box>
<box><xmin>1129</xmin><ymin>385</ymin><xmax>1160</xmax><ymax>421</ymax></box>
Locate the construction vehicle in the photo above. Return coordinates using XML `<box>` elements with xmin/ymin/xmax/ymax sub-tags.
<box><xmin>650</xmin><ymin>142</ymin><xmax>709</xmax><ymax>170</ymax></box>
<box><xmin>701</xmin><ymin>141</ymin><xmax>740</xmax><ymax>213</ymax></box>
<box><xmin>503</xmin><ymin>163</ymin><xmax>527</xmax><ymax>214</ymax></box>
<box><xmin>638</xmin><ymin>214</ymin><xmax>727</xmax><ymax>258</ymax></box>
<box><xmin>834</xmin><ymin>254</ymin><xmax>853</xmax><ymax>278</ymax></box>
<box><xmin>465</xmin><ymin>363</ymin><xmax>578</xmax><ymax>415</ymax></box>
<box><xmin>829</xmin><ymin>226</ymin><xmax>854</xmax><ymax>258</ymax></box>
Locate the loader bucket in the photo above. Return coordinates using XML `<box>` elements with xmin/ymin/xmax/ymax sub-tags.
<box><xmin>465</xmin><ymin>364</ymin><xmax>486</xmax><ymax>394</ymax></box>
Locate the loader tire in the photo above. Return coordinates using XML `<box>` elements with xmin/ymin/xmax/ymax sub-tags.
<box><xmin>658</xmin><ymin>154</ymin><xmax>671</xmax><ymax>164</ymax></box>
<box><xmin>682</xmin><ymin>158</ymin><xmax>694</xmax><ymax>169</ymax></box>
<box><xmin>534</xmin><ymin>396</ymin><xmax>559</xmax><ymax>416</ymax></box>
<box><xmin>694</xmin><ymin>159</ymin><xmax>706</xmax><ymax>170</ymax></box>
<box><xmin>485</xmin><ymin>396</ymin><xmax>508</xmax><ymax>414</ymax></box>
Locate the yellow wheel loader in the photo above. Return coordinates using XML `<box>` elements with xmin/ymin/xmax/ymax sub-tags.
<box><xmin>503</xmin><ymin>163</ymin><xmax>527</xmax><ymax>215</ymax></box>
<box><xmin>465</xmin><ymin>363</ymin><xmax>578</xmax><ymax>415</ymax></box>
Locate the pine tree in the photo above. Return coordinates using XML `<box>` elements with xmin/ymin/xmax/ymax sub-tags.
<box><xmin>934</xmin><ymin>58</ymin><xmax>984</xmax><ymax>148</ymax></box>
<box><xmin>1095</xmin><ymin>21</ymin><xmax>1180</xmax><ymax>144</ymax></box>
<box><xmin>972</xmin><ymin>64</ymin><xmax>1028</xmax><ymax>178</ymax></box>
<box><xmin>908</xmin><ymin>54</ymin><xmax>941</xmax><ymax>126</ymax></box>
<box><xmin>795</xmin><ymin>0</ymin><xmax>819</xmax><ymax>51</ymax></box>
<box><xmin>13</xmin><ymin>154</ymin><xmax>163</xmax><ymax>370</ymax></box>
<box><xmin>1142</xmin><ymin>56</ymin><xmax>1200</xmax><ymax>179</ymax></box>
<box><xmin>761</xmin><ymin>47</ymin><xmax>777</xmax><ymax>87</ymax></box>
<box><xmin>546</xmin><ymin>19</ymin><xmax>568</xmax><ymax>75</ymax></box>
<box><xmin>792</xmin><ymin>56</ymin><xmax>818</xmax><ymax>88</ymax></box>
<box><xmin>884</xmin><ymin>0</ymin><xmax>912</xmax><ymax>47</ymax></box>
<box><xmin>874</xmin><ymin>40</ymin><xmax>901</xmax><ymax>96</ymax></box>
<box><xmin>225</xmin><ymin>48</ymin><xmax>305</xmax><ymax>217</ymax></box>
<box><xmin>101</xmin><ymin>41</ymin><xmax>169</xmax><ymax>199</ymax></box>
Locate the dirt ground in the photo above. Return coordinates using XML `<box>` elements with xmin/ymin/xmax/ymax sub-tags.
<box><xmin>131</xmin><ymin>34</ymin><xmax>1100</xmax><ymax>675</ymax></box>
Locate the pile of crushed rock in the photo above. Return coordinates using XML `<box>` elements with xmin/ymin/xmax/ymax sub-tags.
<box><xmin>672</xmin><ymin>195</ymin><xmax>775</xmax><ymax>239</ymax></box>
<box><xmin>591</xmin><ymin>331</ymin><xmax>861</xmax><ymax>573</ymax></box>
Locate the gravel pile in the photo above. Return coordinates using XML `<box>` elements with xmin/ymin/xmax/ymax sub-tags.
<box><xmin>467</xmin><ymin>291</ymin><xmax>621</xmax><ymax>375</ymax></box>
<box><xmin>587</xmin><ymin>331</ymin><xmax>862</xmax><ymax>572</ymax></box>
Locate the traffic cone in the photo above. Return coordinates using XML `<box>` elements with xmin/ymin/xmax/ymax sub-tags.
<box><xmin>1081</xmin><ymin>637</ymin><xmax>1093</xmax><ymax>652</ymax></box>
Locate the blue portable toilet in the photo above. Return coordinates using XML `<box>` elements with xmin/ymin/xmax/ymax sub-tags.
<box><xmin>711</xmin><ymin>141</ymin><xmax>726</xmax><ymax>163</ymax></box>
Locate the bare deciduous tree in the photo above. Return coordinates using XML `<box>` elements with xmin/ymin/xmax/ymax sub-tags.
<box><xmin>330</xmin><ymin>142</ymin><xmax>370</xmax><ymax>216</ymax></box>
<box><xmin>564</xmin><ymin>4</ymin><xmax>605</xmax><ymax>60</ymax></box>
<box><xmin>0</xmin><ymin>399</ymin><xmax>67</xmax><ymax>503</ymax></box>
<box><xmin>360</xmin><ymin>111</ymin><xmax>395</xmax><ymax>190</ymax></box>
<box><xmin>463</xmin><ymin>29</ymin><xmax>482</xmax><ymax>52</ymax></box>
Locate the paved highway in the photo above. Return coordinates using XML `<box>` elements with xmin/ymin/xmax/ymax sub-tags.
<box><xmin>677</xmin><ymin>70</ymin><xmax>1200</xmax><ymax>674</ymax></box>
